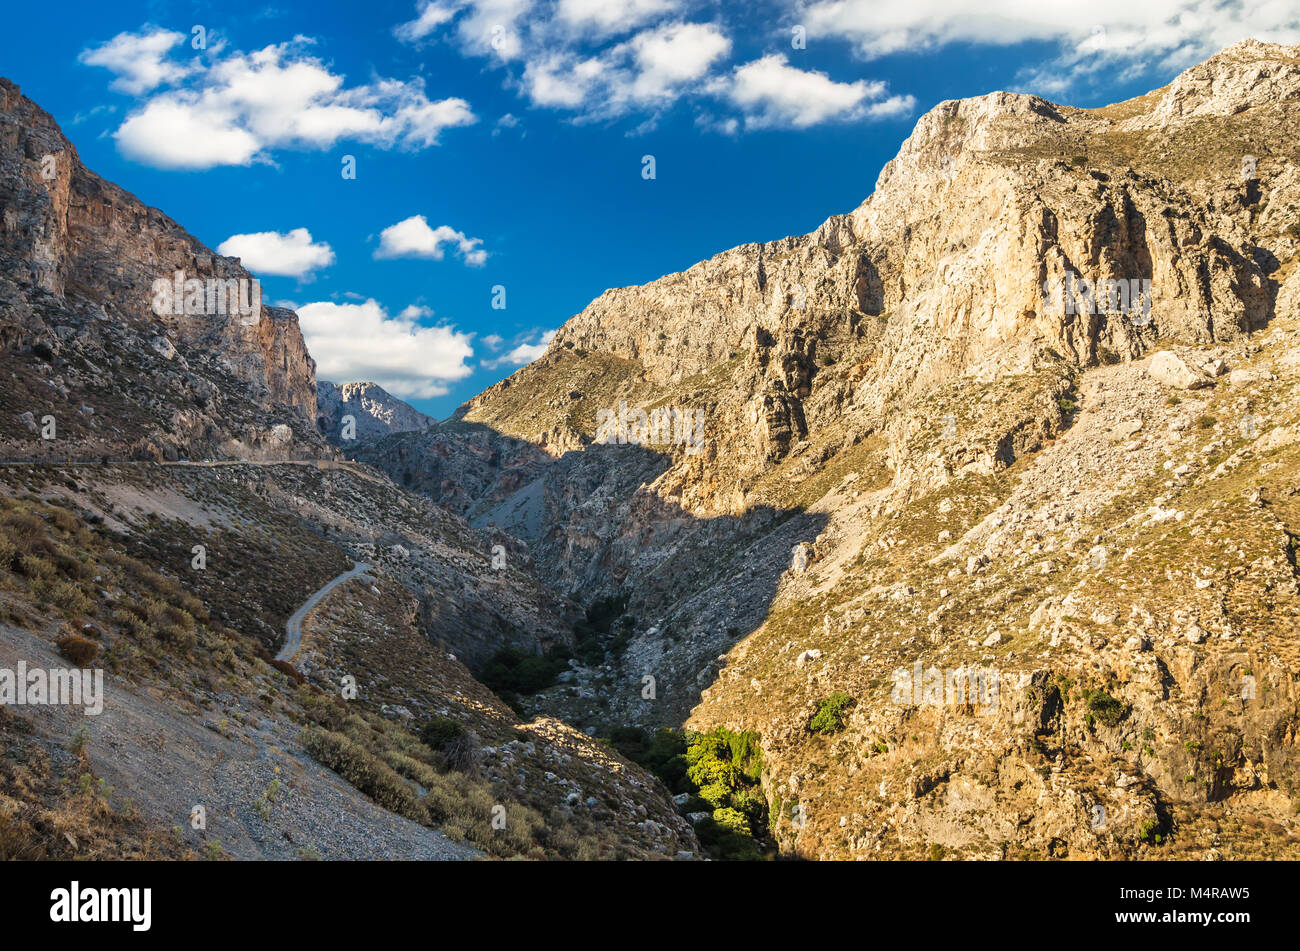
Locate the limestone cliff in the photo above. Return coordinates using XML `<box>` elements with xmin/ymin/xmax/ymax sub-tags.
<box><xmin>0</xmin><ymin>77</ymin><xmax>323</xmax><ymax>461</ymax></box>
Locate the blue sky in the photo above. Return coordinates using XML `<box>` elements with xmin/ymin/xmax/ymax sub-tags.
<box><xmin>2</xmin><ymin>1</ymin><xmax>1294</xmax><ymax>418</ymax></box>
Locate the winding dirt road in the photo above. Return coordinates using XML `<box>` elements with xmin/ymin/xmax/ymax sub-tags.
<box><xmin>276</xmin><ymin>562</ymin><xmax>371</xmax><ymax>662</ymax></box>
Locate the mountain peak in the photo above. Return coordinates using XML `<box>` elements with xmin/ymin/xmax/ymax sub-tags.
<box><xmin>316</xmin><ymin>380</ymin><xmax>434</xmax><ymax>445</ymax></box>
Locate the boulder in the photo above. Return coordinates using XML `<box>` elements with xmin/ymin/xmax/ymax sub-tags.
<box><xmin>1148</xmin><ymin>351</ymin><xmax>1208</xmax><ymax>389</ymax></box>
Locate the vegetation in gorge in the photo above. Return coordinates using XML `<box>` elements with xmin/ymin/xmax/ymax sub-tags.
<box><xmin>611</xmin><ymin>725</ymin><xmax>771</xmax><ymax>861</ymax></box>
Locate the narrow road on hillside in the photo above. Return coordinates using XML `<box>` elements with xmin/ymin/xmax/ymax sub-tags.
<box><xmin>0</xmin><ymin>458</ymin><xmax>391</xmax><ymax>487</ymax></box>
<box><xmin>276</xmin><ymin>562</ymin><xmax>371</xmax><ymax>663</ymax></box>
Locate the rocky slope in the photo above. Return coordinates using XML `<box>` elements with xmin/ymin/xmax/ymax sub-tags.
<box><xmin>0</xmin><ymin>77</ymin><xmax>325</xmax><ymax>462</ymax></box>
<box><xmin>356</xmin><ymin>40</ymin><xmax>1300</xmax><ymax>858</ymax></box>
<box><xmin>316</xmin><ymin>381</ymin><xmax>434</xmax><ymax>446</ymax></box>
<box><xmin>0</xmin><ymin>461</ymin><xmax>697</xmax><ymax>859</ymax></box>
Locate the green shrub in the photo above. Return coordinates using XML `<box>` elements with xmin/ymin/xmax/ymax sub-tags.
<box><xmin>692</xmin><ymin>815</ymin><xmax>762</xmax><ymax>861</ymax></box>
<box><xmin>420</xmin><ymin>717</ymin><xmax>466</xmax><ymax>752</ymax></box>
<box><xmin>608</xmin><ymin>727</ymin><xmax>688</xmax><ymax>791</ymax></box>
<box><xmin>51</xmin><ymin>581</ymin><xmax>94</xmax><ymax>617</ymax></box>
<box><xmin>712</xmin><ymin>807</ymin><xmax>752</xmax><ymax>837</ymax></box>
<box><xmin>810</xmin><ymin>692</ymin><xmax>854</xmax><ymax>734</ymax></box>
<box><xmin>1139</xmin><ymin>818</ymin><xmax>1164</xmax><ymax>845</ymax></box>
<box><xmin>681</xmin><ymin>727</ymin><xmax>767</xmax><ymax>860</ymax></box>
<box><xmin>480</xmin><ymin>646</ymin><xmax>570</xmax><ymax>696</ymax></box>
<box><xmin>571</xmin><ymin>593</ymin><xmax>631</xmax><ymax>665</ymax></box>
<box><xmin>1082</xmin><ymin>688</ymin><xmax>1128</xmax><ymax>727</ymax></box>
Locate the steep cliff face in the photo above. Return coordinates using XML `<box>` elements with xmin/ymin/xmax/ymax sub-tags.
<box><xmin>357</xmin><ymin>41</ymin><xmax>1300</xmax><ymax>859</ymax></box>
<box><xmin>317</xmin><ymin>381</ymin><xmax>434</xmax><ymax>446</ymax></box>
<box><xmin>0</xmin><ymin>77</ymin><xmax>323</xmax><ymax>460</ymax></box>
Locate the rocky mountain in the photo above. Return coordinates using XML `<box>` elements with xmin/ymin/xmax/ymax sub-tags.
<box><xmin>354</xmin><ymin>40</ymin><xmax>1300</xmax><ymax>859</ymax></box>
<box><xmin>0</xmin><ymin>78</ymin><xmax>324</xmax><ymax>462</ymax></box>
<box><xmin>316</xmin><ymin>381</ymin><xmax>434</xmax><ymax>447</ymax></box>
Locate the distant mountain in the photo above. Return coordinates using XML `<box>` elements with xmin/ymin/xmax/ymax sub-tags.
<box><xmin>316</xmin><ymin>381</ymin><xmax>433</xmax><ymax>446</ymax></box>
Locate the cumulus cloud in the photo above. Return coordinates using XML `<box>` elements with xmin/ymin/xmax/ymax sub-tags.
<box><xmin>396</xmin><ymin>1</ymin><xmax>728</xmax><ymax>115</ymax></box>
<box><xmin>715</xmin><ymin>54</ymin><xmax>914</xmax><ymax>129</ymax></box>
<box><xmin>556</xmin><ymin>0</ymin><xmax>683</xmax><ymax>36</ymax></box>
<box><xmin>374</xmin><ymin>215</ymin><xmax>488</xmax><ymax>266</ymax></box>
<box><xmin>84</xmin><ymin>32</ymin><xmax>475</xmax><ymax>169</ymax></box>
<box><xmin>394</xmin><ymin>0</ymin><xmax>460</xmax><ymax>42</ymax></box>
<box><xmin>492</xmin><ymin>113</ymin><xmax>522</xmax><ymax>136</ymax></box>
<box><xmin>397</xmin><ymin>0</ymin><xmax>534</xmax><ymax>58</ymax></box>
<box><xmin>522</xmin><ymin>20</ymin><xmax>730</xmax><ymax>117</ymax></box>
<box><xmin>624</xmin><ymin>21</ymin><xmax>731</xmax><ymax>101</ymax></box>
<box><xmin>79</xmin><ymin>28</ymin><xmax>193</xmax><ymax>95</ymax></box>
<box><xmin>801</xmin><ymin>0</ymin><xmax>1300</xmax><ymax>90</ymax></box>
<box><xmin>481</xmin><ymin>329</ymin><xmax>556</xmax><ymax>368</ymax></box>
<box><xmin>296</xmin><ymin>298</ymin><xmax>474</xmax><ymax>398</ymax></box>
<box><xmin>217</xmin><ymin>227</ymin><xmax>335</xmax><ymax>279</ymax></box>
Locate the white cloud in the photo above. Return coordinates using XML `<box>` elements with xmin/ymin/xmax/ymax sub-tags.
<box><xmin>79</xmin><ymin>28</ymin><xmax>193</xmax><ymax>95</ymax></box>
<box><xmin>557</xmin><ymin>0</ymin><xmax>682</xmax><ymax>36</ymax></box>
<box><xmin>801</xmin><ymin>0</ymin><xmax>1300</xmax><ymax>89</ymax></box>
<box><xmin>521</xmin><ymin>20</ymin><xmax>730</xmax><ymax>116</ymax></box>
<box><xmin>396</xmin><ymin>1</ymin><xmax>727</xmax><ymax>114</ymax></box>
<box><xmin>394</xmin><ymin>2</ymin><xmax>918</xmax><ymax>129</ymax></box>
<box><xmin>716</xmin><ymin>54</ymin><xmax>914</xmax><ymax>129</ymax></box>
<box><xmin>374</xmin><ymin>215</ymin><xmax>488</xmax><ymax>266</ymax></box>
<box><xmin>522</xmin><ymin>52</ymin><xmax>607</xmax><ymax>108</ymax></box>
<box><xmin>481</xmin><ymin>329</ymin><xmax>556</xmax><ymax>368</ymax></box>
<box><xmin>217</xmin><ymin>227</ymin><xmax>335</xmax><ymax>279</ymax></box>
<box><xmin>297</xmin><ymin>299</ymin><xmax>474</xmax><ymax>398</ymax></box>
<box><xmin>398</xmin><ymin>0</ymin><xmax>535</xmax><ymax>59</ymax></box>
<box><xmin>482</xmin><ymin>333</ymin><xmax>504</xmax><ymax>349</ymax></box>
<box><xmin>624</xmin><ymin>21</ymin><xmax>731</xmax><ymax>101</ymax></box>
<box><xmin>88</xmin><ymin>33</ymin><xmax>475</xmax><ymax>169</ymax></box>
<box><xmin>492</xmin><ymin>112</ymin><xmax>522</xmax><ymax>135</ymax></box>
<box><xmin>394</xmin><ymin>1</ymin><xmax>460</xmax><ymax>41</ymax></box>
